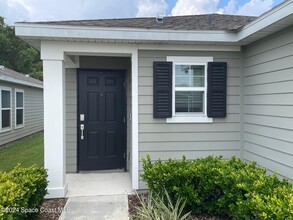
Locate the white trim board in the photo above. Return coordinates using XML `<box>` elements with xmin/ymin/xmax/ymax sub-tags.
<box><xmin>14</xmin><ymin>89</ymin><xmax>25</xmax><ymax>129</ymax></box>
<box><xmin>43</xmin><ymin>60</ymin><xmax>67</xmax><ymax>198</ymax></box>
<box><xmin>131</xmin><ymin>49</ymin><xmax>139</xmax><ymax>189</ymax></box>
<box><xmin>0</xmin><ymin>86</ymin><xmax>12</xmax><ymax>133</ymax></box>
<box><xmin>0</xmin><ymin>75</ymin><xmax>43</xmax><ymax>89</ymax></box>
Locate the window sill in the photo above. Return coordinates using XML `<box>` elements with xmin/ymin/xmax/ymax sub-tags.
<box><xmin>166</xmin><ymin>116</ymin><xmax>213</xmax><ymax>123</ymax></box>
<box><xmin>0</xmin><ymin>128</ymin><xmax>12</xmax><ymax>133</ymax></box>
<box><xmin>15</xmin><ymin>125</ymin><xmax>24</xmax><ymax>130</ymax></box>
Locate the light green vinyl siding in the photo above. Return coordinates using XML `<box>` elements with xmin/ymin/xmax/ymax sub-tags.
<box><xmin>0</xmin><ymin>81</ymin><xmax>43</xmax><ymax>146</ymax></box>
<box><xmin>65</xmin><ymin>68</ymin><xmax>77</xmax><ymax>173</ymax></box>
<box><xmin>138</xmin><ymin>50</ymin><xmax>242</xmax><ymax>188</ymax></box>
<box><xmin>243</xmin><ymin>26</ymin><xmax>293</xmax><ymax>181</ymax></box>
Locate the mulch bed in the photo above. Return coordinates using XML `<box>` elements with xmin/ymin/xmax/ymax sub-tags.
<box><xmin>37</xmin><ymin>198</ymin><xmax>68</xmax><ymax>220</ymax></box>
<box><xmin>128</xmin><ymin>194</ymin><xmax>229</xmax><ymax>220</ymax></box>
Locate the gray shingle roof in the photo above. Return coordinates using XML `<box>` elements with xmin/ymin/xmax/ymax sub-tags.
<box><xmin>0</xmin><ymin>66</ymin><xmax>43</xmax><ymax>87</ymax></box>
<box><xmin>28</xmin><ymin>14</ymin><xmax>257</xmax><ymax>32</ymax></box>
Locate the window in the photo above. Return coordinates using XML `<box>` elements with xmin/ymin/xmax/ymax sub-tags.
<box><xmin>153</xmin><ymin>59</ymin><xmax>227</xmax><ymax>120</ymax></box>
<box><xmin>15</xmin><ymin>89</ymin><xmax>24</xmax><ymax>128</ymax></box>
<box><xmin>167</xmin><ymin>57</ymin><xmax>213</xmax><ymax>123</ymax></box>
<box><xmin>0</xmin><ymin>87</ymin><xmax>12</xmax><ymax>131</ymax></box>
<box><xmin>175</xmin><ymin>65</ymin><xmax>205</xmax><ymax>113</ymax></box>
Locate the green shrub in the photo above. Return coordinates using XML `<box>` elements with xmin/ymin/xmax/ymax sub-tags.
<box><xmin>141</xmin><ymin>155</ymin><xmax>293</xmax><ymax>219</ymax></box>
<box><xmin>130</xmin><ymin>189</ymin><xmax>191</xmax><ymax>220</ymax></box>
<box><xmin>0</xmin><ymin>165</ymin><xmax>48</xmax><ymax>220</ymax></box>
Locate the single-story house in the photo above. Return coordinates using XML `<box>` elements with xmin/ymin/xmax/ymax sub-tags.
<box><xmin>15</xmin><ymin>0</ymin><xmax>293</xmax><ymax>198</ymax></box>
<box><xmin>0</xmin><ymin>66</ymin><xmax>43</xmax><ymax>146</ymax></box>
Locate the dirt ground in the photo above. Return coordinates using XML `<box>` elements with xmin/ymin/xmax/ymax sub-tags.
<box><xmin>37</xmin><ymin>198</ymin><xmax>68</xmax><ymax>220</ymax></box>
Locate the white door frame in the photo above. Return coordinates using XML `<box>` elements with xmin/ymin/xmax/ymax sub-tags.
<box><xmin>41</xmin><ymin>41</ymin><xmax>139</xmax><ymax>198</ymax></box>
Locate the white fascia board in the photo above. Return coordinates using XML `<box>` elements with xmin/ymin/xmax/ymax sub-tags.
<box><xmin>15</xmin><ymin>23</ymin><xmax>238</xmax><ymax>43</ymax></box>
<box><xmin>238</xmin><ymin>0</ymin><xmax>293</xmax><ymax>40</ymax></box>
<box><xmin>0</xmin><ymin>75</ymin><xmax>43</xmax><ymax>89</ymax></box>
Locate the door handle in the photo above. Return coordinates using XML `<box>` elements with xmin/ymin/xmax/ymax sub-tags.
<box><xmin>80</xmin><ymin>124</ymin><xmax>84</xmax><ymax>140</ymax></box>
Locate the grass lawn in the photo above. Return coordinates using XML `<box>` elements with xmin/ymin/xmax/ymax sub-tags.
<box><xmin>0</xmin><ymin>132</ymin><xmax>44</xmax><ymax>172</ymax></box>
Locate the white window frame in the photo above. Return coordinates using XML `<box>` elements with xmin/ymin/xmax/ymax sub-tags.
<box><xmin>15</xmin><ymin>89</ymin><xmax>25</xmax><ymax>129</ymax></box>
<box><xmin>166</xmin><ymin>56</ymin><xmax>213</xmax><ymax>123</ymax></box>
<box><xmin>0</xmin><ymin>87</ymin><xmax>12</xmax><ymax>132</ymax></box>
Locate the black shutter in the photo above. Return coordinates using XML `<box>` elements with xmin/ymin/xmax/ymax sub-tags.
<box><xmin>153</xmin><ymin>62</ymin><xmax>172</xmax><ymax>118</ymax></box>
<box><xmin>207</xmin><ymin>62</ymin><xmax>227</xmax><ymax>118</ymax></box>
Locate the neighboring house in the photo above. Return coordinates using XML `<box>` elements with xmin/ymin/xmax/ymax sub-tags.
<box><xmin>15</xmin><ymin>0</ymin><xmax>293</xmax><ymax>198</ymax></box>
<box><xmin>0</xmin><ymin>66</ymin><xmax>43</xmax><ymax>146</ymax></box>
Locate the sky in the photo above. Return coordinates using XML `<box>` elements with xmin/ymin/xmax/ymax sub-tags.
<box><xmin>0</xmin><ymin>0</ymin><xmax>285</xmax><ymax>25</ymax></box>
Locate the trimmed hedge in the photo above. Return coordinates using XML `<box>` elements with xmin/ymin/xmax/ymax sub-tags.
<box><xmin>142</xmin><ymin>156</ymin><xmax>293</xmax><ymax>220</ymax></box>
<box><xmin>0</xmin><ymin>165</ymin><xmax>48</xmax><ymax>220</ymax></box>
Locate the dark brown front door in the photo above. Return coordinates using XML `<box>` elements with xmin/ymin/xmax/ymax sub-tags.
<box><xmin>77</xmin><ymin>69</ymin><xmax>126</xmax><ymax>171</ymax></box>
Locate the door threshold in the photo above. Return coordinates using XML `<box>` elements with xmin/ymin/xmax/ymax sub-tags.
<box><xmin>79</xmin><ymin>169</ymin><xmax>125</xmax><ymax>174</ymax></box>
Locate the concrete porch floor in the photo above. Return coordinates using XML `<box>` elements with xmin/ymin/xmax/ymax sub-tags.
<box><xmin>65</xmin><ymin>172</ymin><xmax>133</xmax><ymax>197</ymax></box>
<box><xmin>59</xmin><ymin>172</ymin><xmax>133</xmax><ymax>220</ymax></box>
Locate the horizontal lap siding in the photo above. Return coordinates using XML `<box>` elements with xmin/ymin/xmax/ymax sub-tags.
<box><xmin>138</xmin><ymin>50</ymin><xmax>242</xmax><ymax>188</ymax></box>
<box><xmin>243</xmin><ymin>27</ymin><xmax>293</xmax><ymax>181</ymax></box>
<box><xmin>65</xmin><ymin>69</ymin><xmax>77</xmax><ymax>173</ymax></box>
<box><xmin>0</xmin><ymin>81</ymin><xmax>43</xmax><ymax>146</ymax></box>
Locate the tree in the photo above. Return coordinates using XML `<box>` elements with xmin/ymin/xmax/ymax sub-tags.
<box><xmin>0</xmin><ymin>17</ymin><xmax>43</xmax><ymax>81</ymax></box>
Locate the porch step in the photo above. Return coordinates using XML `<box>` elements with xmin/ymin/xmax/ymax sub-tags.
<box><xmin>66</xmin><ymin>172</ymin><xmax>133</xmax><ymax>197</ymax></box>
<box><xmin>59</xmin><ymin>195</ymin><xmax>128</xmax><ymax>220</ymax></box>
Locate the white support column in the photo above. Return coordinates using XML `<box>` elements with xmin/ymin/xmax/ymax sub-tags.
<box><xmin>43</xmin><ymin>59</ymin><xmax>67</xmax><ymax>198</ymax></box>
<box><xmin>131</xmin><ymin>49</ymin><xmax>139</xmax><ymax>189</ymax></box>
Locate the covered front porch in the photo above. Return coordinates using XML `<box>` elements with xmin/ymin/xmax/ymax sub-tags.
<box><xmin>42</xmin><ymin>41</ymin><xmax>139</xmax><ymax>198</ymax></box>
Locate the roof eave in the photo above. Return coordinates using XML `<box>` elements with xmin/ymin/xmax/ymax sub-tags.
<box><xmin>15</xmin><ymin>24</ymin><xmax>240</xmax><ymax>49</ymax></box>
<box><xmin>15</xmin><ymin>0</ymin><xmax>293</xmax><ymax>48</ymax></box>
<box><xmin>237</xmin><ymin>0</ymin><xmax>293</xmax><ymax>44</ymax></box>
<box><xmin>0</xmin><ymin>75</ymin><xmax>43</xmax><ymax>89</ymax></box>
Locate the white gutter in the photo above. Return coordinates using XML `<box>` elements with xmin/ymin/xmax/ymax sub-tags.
<box><xmin>15</xmin><ymin>24</ymin><xmax>238</xmax><ymax>43</ymax></box>
<box><xmin>0</xmin><ymin>75</ymin><xmax>43</xmax><ymax>89</ymax></box>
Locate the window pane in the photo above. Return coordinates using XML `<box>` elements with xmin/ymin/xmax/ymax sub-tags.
<box><xmin>16</xmin><ymin>92</ymin><xmax>23</xmax><ymax>108</ymax></box>
<box><xmin>175</xmin><ymin>65</ymin><xmax>205</xmax><ymax>87</ymax></box>
<box><xmin>2</xmin><ymin>110</ymin><xmax>10</xmax><ymax>128</ymax></box>
<box><xmin>191</xmin><ymin>65</ymin><xmax>205</xmax><ymax>87</ymax></box>
<box><xmin>175</xmin><ymin>91</ymin><xmax>204</xmax><ymax>113</ymax></box>
<box><xmin>16</xmin><ymin>109</ymin><xmax>23</xmax><ymax>125</ymax></box>
<box><xmin>1</xmin><ymin>90</ymin><xmax>10</xmax><ymax>108</ymax></box>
